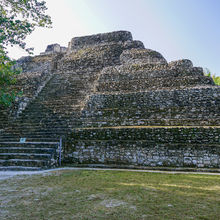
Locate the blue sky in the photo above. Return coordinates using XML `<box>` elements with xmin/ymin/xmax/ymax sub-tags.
<box><xmin>8</xmin><ymin>0</ymin><xmax>220</xmax><ymax>75</ymax></box>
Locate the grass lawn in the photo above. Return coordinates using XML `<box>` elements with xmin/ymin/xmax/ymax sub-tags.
<box><xmin>0</xmin><ymin>169</ymin><xmax>220</xmax><ymax>220</ymax></box>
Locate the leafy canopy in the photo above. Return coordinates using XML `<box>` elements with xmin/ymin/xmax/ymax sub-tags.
<box><xmin>0</xmin><ymin>0</ymin><xmax>52</xmax><ymax>50</ymax></box>
<box><xmin>0</xmin><ymin>0</ymin><xmax>52</xmax><ymax>106</ymax></box>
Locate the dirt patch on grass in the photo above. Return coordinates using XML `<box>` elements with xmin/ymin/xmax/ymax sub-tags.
<box><xmin>100</xmin><ymin>199</ymin><xmax>127</xmax><ymax>208</ymax></box>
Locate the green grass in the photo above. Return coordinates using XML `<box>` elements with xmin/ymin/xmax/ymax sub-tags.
<box><xmin>1</xmin><ymin>170</ymin><xmax>220</xmax><ymax>220</ymax></box>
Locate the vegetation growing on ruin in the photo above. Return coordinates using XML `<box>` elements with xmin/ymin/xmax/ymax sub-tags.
<box><xmin>212</xmin><ymin>75</ymin><xmax>220</xmax><ymax>85</ymax></box>
<box><xmin>204</xmin><ymin>69</ymin><xmax>220</xmax><ymax>86</ymax></box>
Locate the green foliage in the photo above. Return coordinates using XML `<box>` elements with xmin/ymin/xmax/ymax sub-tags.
<box><xmin>212</xmin><ymin>75</ymin><xmax>220</xmax><ymax>86</ymax></box>
<box><xmin>204</xmin><ymin>68</ymin><xmax>220</xmax><ymax>86</ymax></box>
<box><xmin>0</xmin><ymin>0</ymin><xmax>52</xmax><ymax>51</ymax></box>
<box><xmin>0</xmin><ymin>0</ymin><xmax>52</xmax><ymax>106</ymax></box>
<box><xmin>0</xmin><ymin>46</ymin><xmax>21</xmax><ymax>106</ymax></box>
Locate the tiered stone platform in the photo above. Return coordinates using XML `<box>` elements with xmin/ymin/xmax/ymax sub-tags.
<box><xmin>0</xmin><ymin>31</ymin><xmax>220</xmax><ymax>170</ymax></box>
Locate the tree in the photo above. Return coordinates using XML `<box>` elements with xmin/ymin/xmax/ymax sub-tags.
<box><xmin>0</xmin><ymin>0</ymin><xmax>52</xmax><ymax>106</ymax></box>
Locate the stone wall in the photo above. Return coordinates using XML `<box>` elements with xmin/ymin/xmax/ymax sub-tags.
<box><xmin>80</xmin><ymin>87</ymin><xmax>220</xmax><ymax>127</ymax></box>
<box><xmin>65</xmin><ymin>127</ymin><xmax>220</xmax><ymax>168</ymax></box>
<box><xmin>68</xmin><ymin>31</ymin><xmax>133</xmax><ymax>51</ymax></box>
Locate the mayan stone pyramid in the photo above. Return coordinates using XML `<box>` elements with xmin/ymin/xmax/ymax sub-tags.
<box><xmin>0</xmin><ymin>31</ymin><xmax>220</xmax><ymax>170</ymax></box>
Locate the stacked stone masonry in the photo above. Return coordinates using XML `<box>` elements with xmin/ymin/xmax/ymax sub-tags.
<box><xmin>0</xmin><ymin>31</ymin><xmax>220</xmax><ymax>170</ymax></box>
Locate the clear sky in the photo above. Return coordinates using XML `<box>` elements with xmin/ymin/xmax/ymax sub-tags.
<box><xmin>7</xmin><ymin>0</ymin><xmax>220</xmax><ymax>76</ymax></box>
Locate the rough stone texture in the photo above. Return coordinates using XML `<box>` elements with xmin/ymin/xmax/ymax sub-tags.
<box><xmin>66</xmin><ymin>127</ymin><xmax>220</xmax><ymax>168</ymax></box>
<box><xmin>68</xmin><ymin>30</ymin><xmax>133</xmax><ymax>51</ymax></box>
<box><xmin>81</xmin><ymin>87</ymin><xmax>220</xmax><ymax>127</ymax></box>
<box><xmin>120</xmin><ymin>48</ymin><xmax>167</xmax><ymax>64</ymax></box>
<box><xmin>40</xmin><ymin>44</ymin><xmax>67</xmax><ymax>55</ymax></box>
<box><xmin>0</xmin><ymin>30</ymin><xmax>220</xmax><ymax>169</ymax></box>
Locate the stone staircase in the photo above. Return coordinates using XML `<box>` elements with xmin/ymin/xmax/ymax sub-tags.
<box><xmin>0</xmin><ymin>67</ymin><xmax>101</xmax><ymax>170</ymax></box>
<box><xmin>0</xmin><ymin>142</ymin><xmax>60</xmax><ymax>171</ymax></box>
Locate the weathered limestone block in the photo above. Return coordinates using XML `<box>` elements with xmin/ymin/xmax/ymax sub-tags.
<box><xmin>169</xmin><ymin>59</ymin><xmax>193</xmax><ymax>69</ymax></box>
<box><xmin>68</xmin><ymin>30</ymin><xmax>133</xmax><ymax>51</ymax></box>
<box><xmin>120</xmin><ymin>48</ymin><xmax>167</xmax><ymax>65</ymax></box>
<box><xmin>16</xmin><ymin>54</ymin><xmax>55</xmax><ymax>73</ymax></box>
<box><xmin>40</xmin><ymin>44</ymin><xmax>67</xmax><ymax>55</ymax></box>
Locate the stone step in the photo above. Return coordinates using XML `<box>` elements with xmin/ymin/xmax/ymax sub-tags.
<box><xmin>6</xmin><ymin>124</ymin><xmax>66</xmax><ymax>130</ymax></box>
<box><xmin>80</xmin><ymin>118</ymin><xmax>220</xmax><ymax>127</ymax></box>
<box><xmin>46</xmin><ymin>75</ymin><xmax>97</xmax><ymax>80</ymax></box>
<box><xmin>0</xmin><ymin>140</ymin><xmax>60</xmax><ymax>145</ymax></box>
<box><xmin>17</xmin><ymin>113</ymin><xmax>79</xmax><ymax>120</ymax></box>
<box><xmin>1</xmin><ymin>132</ymin><xmax>68</xmax><ymax>138</ymax></box>
<box><xmin>0</xmin><ymin>135</ymin><xmax>66</xmax><ymax>141</ymax></box>
<box><xmin>10</xmin><ymin>117</ymin><xmax>69</xmax><ymax>122</ymax></box>
<box><xmin>3</xmin><ymin>124</ymin><xmax>79</xmax><ymax>132</ymax></box>
<box><xmin>36</xmin><ymin>91</ymin><xmax>87</xmax><ymax>96</ymax></box>
<box><xmin>17</xmin><ymin>112</ymin><xmax>80</xmax><ymax>119</ymax></box>
<box><xmin>4</xmin><ymin>122</ymin><xmax>70</xmax><ymax>126</ymax></box>
<box><xmin>0</xmin><ymin>131</ymin><xmax>66</xmax><ymax>137</ymax></box>
<box><xmin>8</xmin><ymin>121</ymin><xmax>78</xmax><ymax>127</ymax></box>
<box><xmin>21</xmin><ymin>103</ymin><xmax>82</xmax><ymax>109</ymax></box>
<box><xmin>25</xmin><ymin>102</ymin><xmax>83</xmax><ymax>107</ymax></box>
<box><xmin>3</xmin><ymin>123</ymin><xmax>78</xmax><ymax>129</ymax></box>
<box><xmin>99</xmin><ymin>67</ymin><xmax>204</xmax><ymax>80</ymax></box>
<box><xmin>82</xmin><ymin>106</ymin><xmax>220</xmax><ymax>118</ymax></box>
<box><xmin>96</xmin><ymin>76</ymin><xmax>214</xmax><ymax>92</ymax></box>
<box><xmin>4</xmin><ymin>122</ymin><xmax>70</xmax><ymax>127</ymax></box>
<box><xmin>40</xmin><ymin>86</ymin><xmax>90</xmax><ymax>91</ymax></box>
<box><xmin>0</xmin><ymin>131</ymin><xmax>62</xmax><ymax>136</ymax></box>
<box><xmin>0</xmin><ymin>153</ymin><xmax>52</xmax><ymax>160</ymax></box>
<box><xmin>28</xmin><ymin>105</ymin><xmax>81</xmax><ymax>111</ymax></box>
<box><xmin>39</xmin><ymin>89</ymin><xmax>90</xmax><ymax>95</ymax></box>
<box><xmin>0</xmin><ymin>140</ymin><xmax>57</xmax><ymax>144</ymax></box>
<box><xmin>16</xmin><ymin>116</ymin><xmax>78</xmax><ymax>123</ymax></box>
<box><xmin>0</xmin><ymin>147</ymin><xmax>55</xmax><ymax>154</ymax></box>
<box><xmin>0</xmin><ymin>159</ymin><xmax>51</xmax><ymax>167</ymax></box>
<box><xmin>0</xmin><ymin>138</ymin><xmax>64</xmax><ymax>145</ymax></box>
<box><xmin>0</xmin><ymin>142</ymin><xmax>59</xmax><ymax>147</ymax></box>
<box><xmin>24</xmin><ymin>99</ymin><xmax>83</xmax><ymax>106</ymax></box>
<box><xmin>40</xmin><ymin>80</ymin><xmax>93</xmax><ymax>86</ymax></box>
<box><xmin>38</xmin><ymin>91</ymin><xmax>88</xmax><ymax>98</ymax></box>
<box><xmin>3</xmin><ymin>127</ymin><xmax>70</xmax><ymax>133</ymax></box>
<box><xmin>0</xmin><ymin>166</ymin><xmax>42</xmax><ymax>171</ymax></box>
<box><xmin>80</xmin><ymin>116</ymin><xmax>220</xmax><ymax>123</ymax></box>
